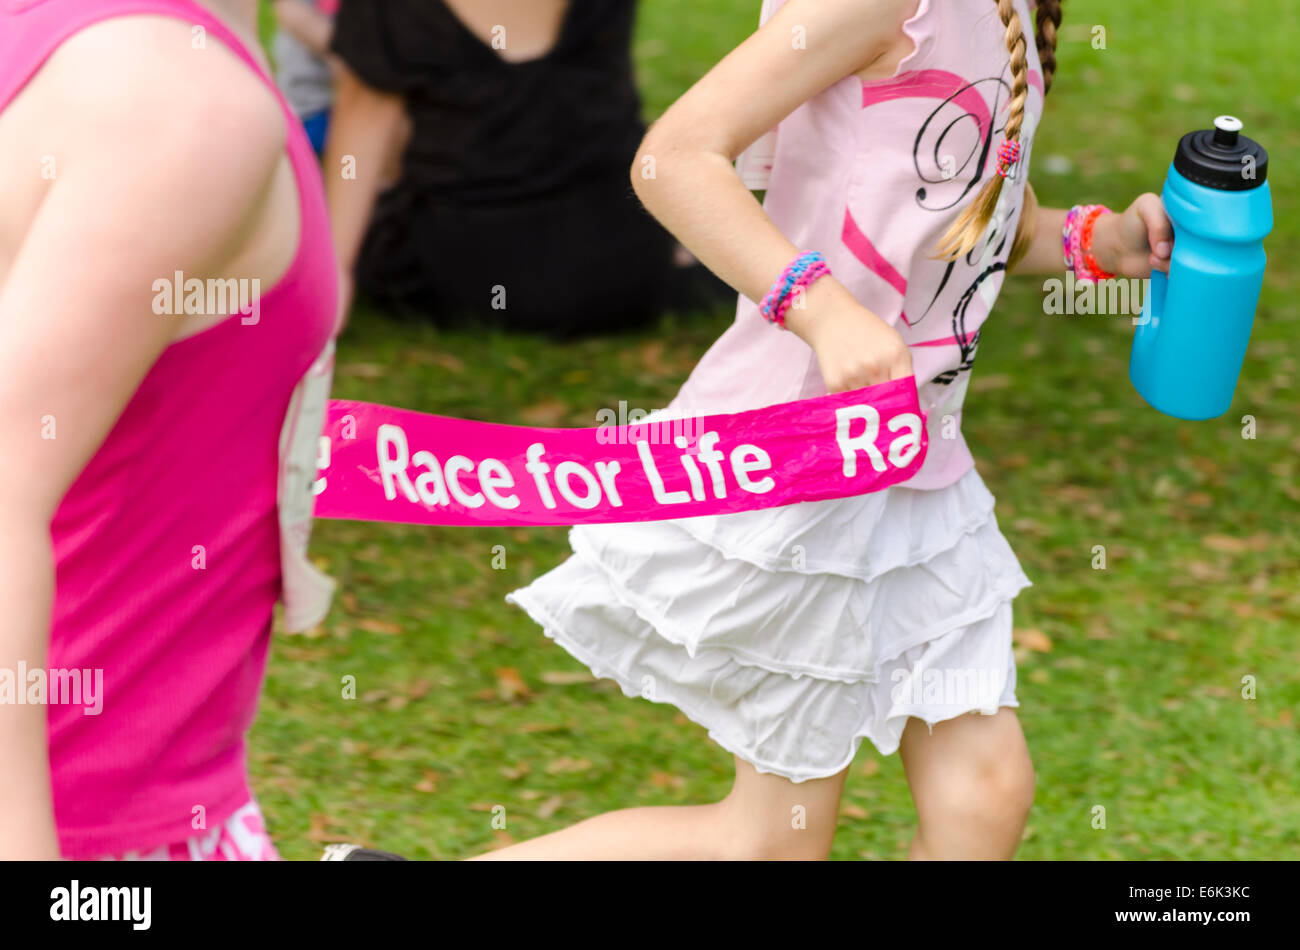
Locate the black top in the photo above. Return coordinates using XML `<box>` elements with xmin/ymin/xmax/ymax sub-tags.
<box><xmin>1173</xmin><ymin>119</ymin><xmax>1269</xmax><ymax>191</ymax></box>
<box><xmin>332</xmin><ymin>0</ymin><xmax>646</xmax><ymax>207</ymax></box>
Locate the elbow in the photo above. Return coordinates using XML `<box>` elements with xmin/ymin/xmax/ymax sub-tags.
<box><xmin>630</xmin><ymin>123</ymin><xmax>683</xmax><ymax>208</ymax></box>
<box><xmin>630</xmin><ymin>132</ymin><xmax>660</xmax><ymax>203</ymax></box>
<box><xmin>633</xmin><ymin>112</ymin><xmax>686</xmax><ymax>188</ymax></box>
<box><xmin>630</xmin><ymin>120</ymin><xmax>732</xmax><ymax>204</ymax></box>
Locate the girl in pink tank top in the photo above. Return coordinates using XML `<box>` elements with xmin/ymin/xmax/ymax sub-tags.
<box><xmin>490</xmin><ymin>0</ymin><xmax>1176</xmax><ymax>860</ymax></box>
<box><xmin>0</xmin><ymin>0</ymin><xmax>336</xmax><ymax>859</ymax></box>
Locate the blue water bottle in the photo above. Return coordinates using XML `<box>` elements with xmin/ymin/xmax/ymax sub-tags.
<box><xmin>1130</xmin><ymin>115</ymin><xmax>1273</xmax><ymax>420</ymax></box>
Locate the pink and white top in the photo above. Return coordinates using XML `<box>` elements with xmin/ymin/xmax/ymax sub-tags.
<box><xmin>675</xmin><ymin>0</ymin><xmax>1045</xmax><ymax>490</ymax></box>
<box><xmin>0</xmin><ymin>0</ymin><xmax>337</xmax><ymax>858</ymax></box>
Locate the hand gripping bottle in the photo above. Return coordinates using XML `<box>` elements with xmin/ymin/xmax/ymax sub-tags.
<box><xmin>1130</xmin><ymin>116</ymin><xmax>1273</xmax><ymax>420</ymax></box>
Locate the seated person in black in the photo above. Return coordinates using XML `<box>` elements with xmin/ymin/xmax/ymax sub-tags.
<box><xmin>327</xmin><ymin>0</ymin><xmax>706</xmax><ymax>336</ymax></box>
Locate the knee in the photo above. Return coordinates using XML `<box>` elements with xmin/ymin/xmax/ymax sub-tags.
<box><xmin>716</xmin><ymin>803</ymin><xmax>837</xmax><ymax>861</ymax></box>
<box><xmin>941</xmin><ymin>750</ymin><xmax>1036</xmax><ymax>831</ymax></box>
<box><xmin>726</xmin><ymin>832</ymin><xmax>834</xmax><ymax>862</ymax></box>
<box><xmin>993</xmin><ymin>754</ymin><xmax>1036</xmax><ymax>826</ymax></box>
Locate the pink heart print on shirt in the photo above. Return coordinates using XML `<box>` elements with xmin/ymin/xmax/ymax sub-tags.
<box><xmin>846</xmin><ymin>66</ymin><xmax>1042</xmax><ymax>378</ymax></box>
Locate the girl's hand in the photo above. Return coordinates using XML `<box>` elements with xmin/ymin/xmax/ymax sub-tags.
<box><xmin>787</xmin><ymin>280</ymin><xmax>914</xmax><ymax>393</ymax></box>
<box><xmin>1092</xmin><ymin>193</ymin><xmax>1174</xmax><ymax>278</ymax></box>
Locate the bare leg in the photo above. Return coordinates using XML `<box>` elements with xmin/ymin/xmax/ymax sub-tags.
<box><xmin>899</xmin><ymin>709</ymin><xmax>1035</xmax><ymax>860</ymax></box>
<box><xmin>474</xmin><ymin>757</ymin><xmax>849</xmax><ymax>861</ymax></box>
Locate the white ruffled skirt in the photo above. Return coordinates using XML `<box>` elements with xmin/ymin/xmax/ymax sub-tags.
<box><xmin>507</xmin><ymin>467</ymin><xmax>1031</xmax><ymax>783</ymax></box>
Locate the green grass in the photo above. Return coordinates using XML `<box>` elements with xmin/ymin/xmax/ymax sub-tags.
<box><xmin>250</xmin><ymin>0</ymin><xmax>1300</xmax><ymax>859</ymax></box>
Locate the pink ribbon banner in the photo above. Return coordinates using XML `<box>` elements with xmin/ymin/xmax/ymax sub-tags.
<box><xmin>314</xmin><ymin>378</ymin><xmax>928</xmax><ymax>527</ymax></box>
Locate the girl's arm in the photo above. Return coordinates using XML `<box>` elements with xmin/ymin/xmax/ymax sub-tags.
<box><xmin>1010</xmin><ymin>184</ymin><xmax>1174</xmax><ymax>277</ymax></box>
<box><xmin>632</xmin><ymin>0</ymin><xmax>920</xmax><ymax>391</ymax></box>
<box><xmin>323</xmin><ymin>63</ymin><xmax>408</xmax><ymax>321</ymax></box>
<box><xmin>274</xmin><ymin>0</ymin><xmax>335</xmax><ymax>58</ymax></box>
<box><xmin>0</xmin><ymin>19</ymin><xmax>285</xmax><ymax>858</ymax></box>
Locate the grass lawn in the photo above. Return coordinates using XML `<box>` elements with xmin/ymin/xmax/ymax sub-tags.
<box><xmin>251</xmin><ymin>0</ymin><xmax>1300</xmax><ymax>859</ymax></box>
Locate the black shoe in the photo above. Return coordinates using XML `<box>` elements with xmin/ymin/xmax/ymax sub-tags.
<box><xmin>321</xmin><ymin>844</ymin><xmax>409</xmax><ymax>861</ymax></box>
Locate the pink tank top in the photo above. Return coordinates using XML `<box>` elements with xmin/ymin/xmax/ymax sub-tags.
<box><xmin>679</xmin><ymin>0</ymin><xmax>1045</xmax><ymax>489</ymax></box>
<box><xmin>0</xmin><ymin>0</ymin><xmax>337</xmax><ymax>857</ymax></box>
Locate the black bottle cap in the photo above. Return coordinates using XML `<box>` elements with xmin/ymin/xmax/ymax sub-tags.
<box><xmin>1173</xmin><ymin>116</ymin><xmax>1268</xmax><ymax>191</ymax></box>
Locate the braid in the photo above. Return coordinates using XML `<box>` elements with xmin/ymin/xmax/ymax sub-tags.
<box><xmin>998</xmin><ymin>0</ymin><xmax>1032</xmax><ymax>141</ymax></box>
<box><xmin>936</xmin><ymin>0</ymin><xmax>1064</xmax><ymax>263</ymax></box>
<box><xmin>1035</xmin><ymin>0</ymin><xmax>1064</xmax><ymax>94</ymax></box>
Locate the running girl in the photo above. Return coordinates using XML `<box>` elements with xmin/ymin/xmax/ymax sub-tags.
<box><xmin>493</xmin><ymin>0</ymin><xmax>1174</xmax><ymax>859</ymax></box>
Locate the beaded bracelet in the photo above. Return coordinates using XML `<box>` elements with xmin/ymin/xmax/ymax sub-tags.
<box><xmin>759</xmin><ymin>250</ymin><xmax>831</xmax><ymax>328</ymax></box>
<box><xmin>1078</xmin><ymin>206</ymin><xmax>1115</xmax><ymax>280</ymax></box>
<box><xmin>1062</xmin><ymin>204</ymin><xmax>1116</xmax><ymax>282</ymax></box>
<box><xmin>996</xmin><ymin>139</ymin><xmax>1022</xmax><ymax>179</ymax></box>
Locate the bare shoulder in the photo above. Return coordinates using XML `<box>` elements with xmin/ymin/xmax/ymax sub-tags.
<box><xmin>770</xmin><ymin>0</ymin><xmax>919</xmax><ymax>35</ymax></box>
<box><xmin>758</xmin><ymin>0</ymin><xmax>922</xmax><ymax>79</ymax></box>
<box><xmin>6</xmin><ymin>15</ymin><xmax>294</xmax><ymax>275</ymax></box>
<box><xmin>37</xmin><ymin>15</ymin><xmax>285</xmax><ymax>176</ymax></box>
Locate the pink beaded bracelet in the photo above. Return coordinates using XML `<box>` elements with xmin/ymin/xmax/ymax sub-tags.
<box><xmin>759</xmin><ymin>251</ymin><xmax>832</xmax><ymax>328</ymax></box>
<box><xmin>1062</xmin><ymin>204</ymin><xmax>1115</xmax><ymax>282</ymax></box>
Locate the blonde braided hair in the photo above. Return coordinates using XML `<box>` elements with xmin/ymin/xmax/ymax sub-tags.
<box><xmin>936</xmin><ymin>0</ymin><xmax>1064</xmax><ymax>264</ymax></box>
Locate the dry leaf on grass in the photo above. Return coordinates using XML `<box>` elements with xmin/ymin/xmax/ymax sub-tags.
<box><xmin>494</xmin><ymin>667</ymin><xmax>532</xmax><ymax>701</ymax></box>
<box><xmin>650</xmin><ymin>772</ymin><xmax>685</xmax><ymax>791</ymax></box>
<box><xmin>1202</xmin><ymin>533</ymin><xmax>1271</xmax><ymax>554</ymax></box>
<box><xmin>541</xmin><ymin>671</ymin><xmax>596</xmax><ymax>685</ymax></box>
<box><xmin>534</xmin><ymin>795</ymin><xmax>565</xmax><ymax>820</ymax></box>
<box><xmin>515</xmin><ymin>722</ymin><xmax>567</xmax><ymax>735</ymax></box>
<box><xmin>545</xmin><ymin>757</ymin><xmax>592</xmax><ymax>775</ymax></box>
<box><xmin>487</xmin><ymin>830</ymin><xmax>517</xmax><ymax>850</ymax></box>
<box><xmin>1013</xmin><ymin>628</ymin><xmax>1054</xmax><ymax>653</ymax></box>
<box><xmin>305</xmin><ymin>812</ymin><xmax>351</xmax><ymax>843</ymax></box>
<box><xmin>971</xmin><ymin>373</ymin><xmax>1011</xmax><ymax>392</ymax></box>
